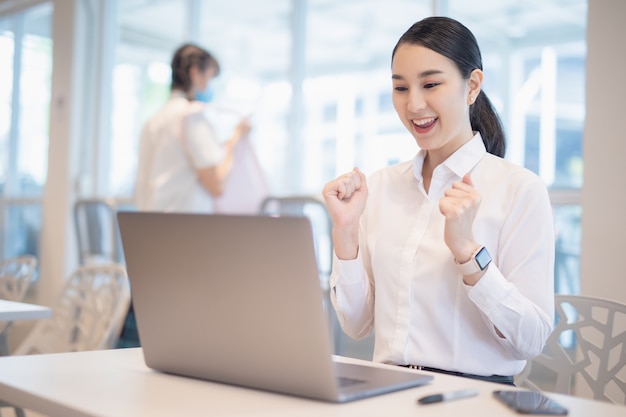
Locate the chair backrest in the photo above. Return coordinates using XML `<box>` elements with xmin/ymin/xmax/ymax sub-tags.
<box><xmin>259</xmin><ymin>195</ymin><xmax>333</xmax><ymax>281</ymax></box>
<box><xmin>74</xmin><ymin>198</ymin><xmax>124</xmax><ymax>265</ymax></box>
<box><xmin>0</xmin><ymin>255</ymin><xmax>37</xmax><ymax>301</ymax></box>
<box><xmin>517</xmin><ymin>294</ymin><xmax>626</xmax><ymax>405</ymax></box>
<box><xmin>0</xmin><ymin>255</ymin><xmax>38</xmax><ymax>335</ymax></box>
<box><xmin>13</xmin><ymin>263</ymin><xmax>131</xmax><ymax>356</ymax></box>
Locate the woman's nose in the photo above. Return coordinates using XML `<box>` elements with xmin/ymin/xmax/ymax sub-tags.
<box><xmin>407</xmin><ymin>90</ymin><xmax>426</xmax><ymax>113</ymax></box>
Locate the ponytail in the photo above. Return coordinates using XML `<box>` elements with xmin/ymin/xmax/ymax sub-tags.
<box><xmin>471</xmin><ymin>91</ymin><xmax>506</xmax><ymax>157</ymax></box>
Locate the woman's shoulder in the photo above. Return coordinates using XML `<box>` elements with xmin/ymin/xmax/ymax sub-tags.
<box><xmin>478</xmin><ymin>154</ymin><xmax>549</xmax><ymax>201</ymax></box>
<box><xmin>483</xmin><ymin>153</ymin><xmax>542</xmax><ymax>181</ymax></box>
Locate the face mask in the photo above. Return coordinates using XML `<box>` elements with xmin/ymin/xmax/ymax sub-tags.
<box><xmin>194</xmin><ymin>86</ymin><xmax>214</xmax><ymax>103</ymax></box>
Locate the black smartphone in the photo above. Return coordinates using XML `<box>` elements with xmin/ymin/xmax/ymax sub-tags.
<box><xmin>493</xmin><ymin>390</ymin><xmax>569</xmax><ymax>415</ymax></box>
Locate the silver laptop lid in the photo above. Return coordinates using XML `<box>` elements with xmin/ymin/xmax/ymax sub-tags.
<box><xmin>118</xmin><ymin>212</ymin><xmax>340</xmax><ymax>400</ymax></box>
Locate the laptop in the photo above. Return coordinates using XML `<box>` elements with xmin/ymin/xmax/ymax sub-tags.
<box><xmin>117</xmin><ymin>212</ymin><xmax>432</xmax><ymax>402</ymax></box>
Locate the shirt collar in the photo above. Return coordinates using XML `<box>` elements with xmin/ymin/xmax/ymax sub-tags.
<box><xmin>412</xmin><ymin>132</ymin><xmax>486</xmax><ymax>181</ymax></box>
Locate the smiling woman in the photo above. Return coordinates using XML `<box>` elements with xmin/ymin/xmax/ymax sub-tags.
<box><xmin>323</xmin><ymin>16</ymin><xmax>555</xmax><ymax>385</ymax></box>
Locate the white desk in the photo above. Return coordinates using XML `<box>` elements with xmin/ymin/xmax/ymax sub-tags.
<box><xmin>0</xmin><ymin>299</ymin><xmax>52</xmax><ymax>356</ymax></box>
<box><xmin>0</xmin><ymin>348</ymin><xmax>623</xmax><ymax>417</ymax></box>
<box><xmin>0</xmin><ymin>299</ymin><xmax>51</xmax><ymax>322</ymax></box>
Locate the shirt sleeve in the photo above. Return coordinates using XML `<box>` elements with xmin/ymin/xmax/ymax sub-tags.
<box><xmin>184</xmin><ymin>110</ymin><xmax>225</xmax><ymax>169</ymax></box>
<box><xmin>329</xmin><ymin>248</ymin><xmax>376</xmax><ymax>340</ymax></box>
<box><xmin>465</xmin><ymin>175</ymin><xmax>555</xmax><ymax>360</ymax></box>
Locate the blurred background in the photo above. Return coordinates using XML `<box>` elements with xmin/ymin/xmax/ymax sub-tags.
<box><xmin>0</xmin><ymin>0</ymin><xmax>586</xmax><ymax>302</ymax></box>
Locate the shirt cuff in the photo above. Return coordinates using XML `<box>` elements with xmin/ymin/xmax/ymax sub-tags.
<box><xmin>465</xmin><ymin>266</ymin><xmax>513</xmax><ymax>314</ymax></box>
<box><xmin>330</xmin><ymin>249</ymin><xmax>364</xmax><ymax>287</ymax></box>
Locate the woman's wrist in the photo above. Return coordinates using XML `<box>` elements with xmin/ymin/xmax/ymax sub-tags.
<box><xmin>452</xmin><ymin>242</ymin><xmax>480</xmax><ymax>264</ymax></box>
<box><xmin>332</xmin><ymin>225</ymin><xmax>359</xmax><ymax>260</ymax></box>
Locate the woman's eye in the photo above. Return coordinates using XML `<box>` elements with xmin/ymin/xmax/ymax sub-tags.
<box><xmin>424</xmin><ymin>83</ymin><xmax>439</xmax><ymax>89</ymax></box>
<box><xmin>394</xmin><ymin>86</ymin><xmax>408</xmax><ymax>92</ymax></box>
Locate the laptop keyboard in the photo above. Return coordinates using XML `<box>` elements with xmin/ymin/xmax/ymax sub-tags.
<box><xmin>338</xmin><ymin>376</ymin><xmax>366</xmax><ymax>387</ymax></box>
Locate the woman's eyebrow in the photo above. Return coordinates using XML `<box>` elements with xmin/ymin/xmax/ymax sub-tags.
<box><xmin>418</xmin><ymin>69</ymin><xmax>444</xmax><ymax>77</ymax></box>
<box><xmin>392</xmin><ymin>69</ymin><xmax>444</xmax><ymax>80</ymax></box>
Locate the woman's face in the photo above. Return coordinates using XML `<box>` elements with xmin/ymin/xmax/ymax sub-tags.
<box><xmin>190</xmin><ymin>65</ymin><xmax>218</xmax><ymax>93</ymax></box>
<box><xmin>391</xmin><ymin>43</ymin><xmax>481</xmax><ymax>160</ymax></box>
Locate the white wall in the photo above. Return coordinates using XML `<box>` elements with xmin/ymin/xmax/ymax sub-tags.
<box><xmin>37</xmin><ymin>0</ymin><xmax>79</xmax><ymax>306</ymax></box>
<box><xmin>580</xmin><ymin>0</ymin><xmax>626</xmax><ymax>303</ymax></box>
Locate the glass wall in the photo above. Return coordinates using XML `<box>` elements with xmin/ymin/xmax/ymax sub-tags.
<box><xmin>0</xmin><ymin>0</ymin><xmax>585</xmax><ymax>295</ymax></box>
<box><xmin>95</xmin><ymin>0</ymin><xmax>585</xmax><ymax>294</ymax></box>
<box><xmin>196</xmin><ymin>0</ymin><xmax>293</xmax><ymax>194</ymax></box>
<box><xmin>0</xmin><ymin>2</ymin><xmax>52</xmax><ymax>264</ymax></box>
<box><xmin>448</xmin><ymin>0</ymin><xmax>587</xmax><ymax>295</ymax></box>
<box><xmin>106</xmin><ymin>1</ymin><xmax>188</xmax><ymax>197</ymax></box>
<box><xmin>302</xmin><ymin>0</ymin><xmax>432</xmax><ymax>191</ymax></box>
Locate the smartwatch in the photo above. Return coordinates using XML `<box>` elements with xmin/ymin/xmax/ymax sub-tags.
<box><xmin>455</xmin><ymin>246</ymin><xmax>492</xmax><ymax>275</ymax></box>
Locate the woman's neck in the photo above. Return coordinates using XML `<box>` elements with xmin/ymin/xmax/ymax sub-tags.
<box><xmin>421</xmin><ymin>154</ymin><xmax>435</xmax><ymax>193</ymax></box>
<box><xmin>421</xmin><ymin>133</ymin><xmax>476</xmax><ymax>193</ymax></box>
<box><xmin>172</xmin><ymin>88</ymin><xmax>193</xmax><ymax>101</ymax></box>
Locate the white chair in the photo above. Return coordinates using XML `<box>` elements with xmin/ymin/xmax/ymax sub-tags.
<box><xmin>13</xmin><ymin>262</ymin><xmax>131</xmax><ymax>355</ymax></box>
<box><xmin>0</xmin><ymin>255</ymin><xmax>38</xmax><ymax>356</ymax></box>
<box><xmin>517</xmin><ymin>294</ymin><xmax>626</xmax><ymax>405</ymax></box>
<box><xmin>0</xmin><ymin>263</ymin><xmax>130</xmax><ymax>417</ymax></box>
<box><xmin>0</xmin><ymin>255</ymin><xmax>37</xmax><ymax>301</ymax></box>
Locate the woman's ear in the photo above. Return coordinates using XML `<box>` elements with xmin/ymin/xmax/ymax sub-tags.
<box><xmin>467</xmin><ymin>68</ymin><xmax>483</xmax><ymax>105</ymax></box>
<box><xmin>188</xmin><ymin>65</ymin><xmax>201</xmax><ymax>90</ymax></box>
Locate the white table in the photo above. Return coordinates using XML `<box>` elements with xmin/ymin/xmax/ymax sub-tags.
<box><xmin>0</xmin><ymin>299</ymin><xmax>52</xmax><ymax>322</ymax></box>
<box><xmin>0</xmin><ymin>348</ymin><xmax>623</xmax><ymax>417</ymax></box>
<box><xmin>0</xmin><ymin>299</ymin><xmax>52</xmax><ymax>356</ymax></box>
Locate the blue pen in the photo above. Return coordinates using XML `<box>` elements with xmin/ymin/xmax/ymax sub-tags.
<box><xmin>418</xmin><ymin>388</ymin><xmax>480</xmax><ymax>405</ymax></box>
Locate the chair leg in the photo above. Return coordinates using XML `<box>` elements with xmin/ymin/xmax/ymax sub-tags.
<box><xmin>0</xmin><ymin>334</ymin><xmax>9</xmax><ymax>356</ymax></box>
<box><xmin>0</xmin><ymin>404</ymin><xmax>27</xmax><ymax>417</ymax></box>
<box><xmin>0</xmin><ymin>323</ymin><xmax>13</xmax><ymax>356</ymax></box>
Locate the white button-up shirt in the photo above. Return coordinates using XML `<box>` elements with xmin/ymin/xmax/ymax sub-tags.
<box><xmin>135</xmin><ymin>91</ymin><xmax>224</xmax><ymax>213</ymax></box>
<box><xmin>330</xmin><ymin>133</ymin><xmax>555</xmax><ymax>377</ymax></box>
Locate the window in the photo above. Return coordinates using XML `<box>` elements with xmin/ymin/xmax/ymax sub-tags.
<box><xmin>0</xmin><ymin>2</ymin><xmax>53</xmax><ymax>263</ymax></box>
<box><xmin>98</xmin><ymin>0</ymin><xmax>585</xmax><ymax>294</ymax></box>
<box><xmin>449</xmin><ymin>0</ymin><xmax>587</xmax><ymax>294</ymax></box>
<box><xmin>106</xmin><ymin>0</ymin><xmax>188</xmax><ymax>197</ymax></box>
<box><xmin>303</xmin><ymin>0</ymin><xmax>431</xmax><ymax>184</ymax></box>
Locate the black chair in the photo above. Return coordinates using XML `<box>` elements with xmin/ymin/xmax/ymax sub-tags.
<box><xmin>73</xmin><ymin>198</ymin><xmax>124</xmax><ymax>265</ymax></box>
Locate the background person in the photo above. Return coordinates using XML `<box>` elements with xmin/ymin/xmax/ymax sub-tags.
<box><xmin>135</xmin><ymin>43</ymin><xmax>251</xmax><ymax>213</ymax></box>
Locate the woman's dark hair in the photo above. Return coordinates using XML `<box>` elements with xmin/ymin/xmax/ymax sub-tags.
<box><xmin>392</xmin><ymin>16</ymin><xmax>506</xmax><ymax>157</ymax></box>
<box><xmin>170</xmin><ymin>43</ymin><xmax>220</xmax><ymax>92</ymax></box>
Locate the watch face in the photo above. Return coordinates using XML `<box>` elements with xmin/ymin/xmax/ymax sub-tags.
<box><xmin>475</xmin><ymin>247</ymin><xmax>492</xmax><ymax>270</ymax></box>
